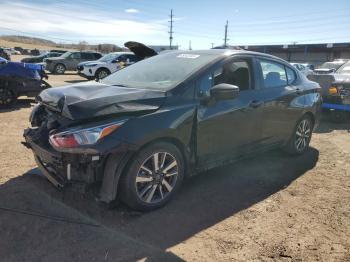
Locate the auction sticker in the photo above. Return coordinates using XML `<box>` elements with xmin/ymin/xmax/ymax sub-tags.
<box><xmin>177</xmin><ymin>54</ymin><xmax>200</xmax><ymax>59</ymax></box>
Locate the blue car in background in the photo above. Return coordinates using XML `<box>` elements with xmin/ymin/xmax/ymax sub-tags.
<box><xmin>308</xmin><ymin>60</ymin><xmax>350</xmax><ymax>122</ymax></box>
<box><xmin>0</xmin><ymin>57</ymin><xmax>50</xmax><ymax>106</ymax></box>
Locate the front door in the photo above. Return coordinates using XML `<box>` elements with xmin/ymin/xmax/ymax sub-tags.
<box><xmin>196</xmin><ymin>56</ymin><xmax>264</xmax><ymax>168</ymax></box>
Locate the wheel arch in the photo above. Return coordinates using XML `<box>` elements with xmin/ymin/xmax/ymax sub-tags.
<box><xmin>95</xmin><ymin>67</ymin><xmax>111</xmax><ymax>77</ymax></box>
<box><xmin>99</xmin><ymin>136</ymin><xmax>191</xmax><ymax>204</ymax></box>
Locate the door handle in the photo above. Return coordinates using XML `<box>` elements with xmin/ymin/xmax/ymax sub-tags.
<box><xmin>249</xmin><ymin>100</ymin><xmax>263</xmax><ymax>108</ymax></box>
<box><xmin>295</xmin><ymin>88</ymin><xmax>302</xmax><ymax>95</ymax></box>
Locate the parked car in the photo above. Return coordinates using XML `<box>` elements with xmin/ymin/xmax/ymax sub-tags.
<box><xmin>45</xmin><ymin>51</ymin><xmax>102</xmax><ymax>74</ymax></box>
<box><xmin>78</xmin><ymin>42</ymin><xmax>157</xmax><ymax>80</ymax></box>
<box><xmin>0</xmin><ymin>57</ymin><xmax>50</xmax><ymax>106</ymax></box>
<box><xmin>21</xmin><ymin>52</ymin><xmax>63</xmax><ymax>63</ymax></box>
<box><xmin>50</xmin><ymin>49</ymin><xmax>68</xmax><ymax>54</ymax></box>
<box><xmin>291</xmin><ymin>63</ymin><xmax>314</xmax><ymax>76</ymax></box>
<box><xmin>309</xmin><ymin>60</ymin><xmax>350</xmax><ymax>122</ymax></box>
<box><xmin>23</xmin><ymin>49</ymin><xmax>321</xmax><ymax>211</ymax></box>
<box><xmin>314</xmin><ymin>60</ymin><xmax>347</xmax><ymax>74</ymax></box>
<box><xmin>0</xmin><ymin>48</ymin><xmax>11</xmax><ymax>60</ymax></box>
<box><xmin>77</xmin><ymin>52</ymin><xmax>138</xmax><ymax>80</ymax></box>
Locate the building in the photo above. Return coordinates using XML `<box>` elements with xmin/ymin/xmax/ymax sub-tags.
<box><xmin>220</xmin><ymin>43</ymin><xmax>350</xmax><ymax>66</ymax></box>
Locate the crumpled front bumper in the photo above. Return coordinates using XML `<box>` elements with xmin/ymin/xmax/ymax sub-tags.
<box><xmin>23</xmin><ymin>128</ymin><xmax>104</xmax><ymax>190</ymax></box>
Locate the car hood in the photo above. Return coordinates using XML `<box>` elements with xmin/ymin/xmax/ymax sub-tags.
<box><xmin>124</xmin><ymin>41</ymin><xmax>157</xmax><ymax>59</ymax></box>
<box><xmin>37</xmin><ymin>81</ymin><xmax>167</xmax><ymax>120</ymax></box>
<box><xmin>0</xmin><ymin>61</ymin><xmax>43</xmax><ymax>80</ymax></box>
<box><xmin>333</xmin><ymin>74</ymin><xmax>350</xmax><ymax>85</ymax></box>
<box><xmin>45</xmin><ymin>57</ymin><xmax>64</xmax><ymax>62</ymax></box>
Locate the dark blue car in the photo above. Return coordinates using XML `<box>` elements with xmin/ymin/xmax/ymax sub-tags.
<box><xmin>0</xmin><ymin>57</ymin><xmax>50</xmax><ymax>106</ymax></box>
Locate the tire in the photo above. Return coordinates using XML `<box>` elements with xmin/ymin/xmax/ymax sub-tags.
<box><xmin>330</xmin><ymin>111</ymin><xmax>348</xmax><ymax>123</ymax></box>
<box><xmin>95</xmin><ymin>68</ymin><xmax>110</xmax><ymax>80</ymax></box>
<box><xmin>0</xmin><ymin>87</ymin><xmax>17</xmax><ymax>107</ymax></box>
<box><xmin>284</xmin><ymin>115</ymin><xmax>314</xmax><ymax>155</ymax></box>
<box><xmin>54</xmin><ymin>63</ymin><xmax>66</xmax><ymax>74</ymax></box>
<box><xmin>119</xmin><ymin>142</ymin><xmax>184</xmax><ymax>211</ymax></box>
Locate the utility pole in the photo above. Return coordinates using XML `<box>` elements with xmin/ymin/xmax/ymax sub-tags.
<box><xmin>223</xmin><ymin>20</ymin><xmax>229</xmax><ymax>48</ymax></box>
<box><xmin>169</xmin><ymin>9</ymin><xmax>174</xmax><ymax>50</ymax></box>
<box><xmin>189</xmin><ymin>40</ymin><xmax>192</xmax><ymax>50</ymax></box>
<box><xmin>211</xmin><ymin>43</ymin><xmax>214</xmax><ymax>48</ymax></box>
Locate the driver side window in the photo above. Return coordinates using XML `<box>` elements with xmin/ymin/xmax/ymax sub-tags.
<box><xmin>198</xmin><ymin>59</ymin><xmax>252</xmax><ymax>97</ymax></box>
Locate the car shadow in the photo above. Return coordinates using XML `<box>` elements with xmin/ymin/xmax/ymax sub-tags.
<box><xmin>0</xmin><ymin>98</ymin><xmax>34</xmax><ymax>113</ymax></box>
<box><xmin>0</xmin><ymin>148</ymin><xmax>319</xmax><ymax>261</ymax></box>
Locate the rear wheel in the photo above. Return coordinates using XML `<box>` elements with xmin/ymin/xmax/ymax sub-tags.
<box><xmin>54</xmin><ymin>63</ymin><xmax>66</xmax><ymax>74</ymax></box>
<box><xmin>285</xmin><ymin>115</ymin><xmax>313</xmax><ymax>155</ymax></box>
<box><xmin>0</xmin><ymin>87</ymin><xmax>17</xmax><ymax>107</ymax></box>
<box><xmin>119</xmin><ymin>142</ymin><xmax>184</xmax><ymax>211</ymax></box>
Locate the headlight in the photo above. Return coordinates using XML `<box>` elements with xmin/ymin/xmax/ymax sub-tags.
<box><xmin>49</xmin><ymin>120</ymin><xmax>126</xmax><ymax>148</ymax></box>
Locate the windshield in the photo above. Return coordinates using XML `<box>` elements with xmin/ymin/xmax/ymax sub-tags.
<box><xmin>319</xmin><ymin>62</ymin><xmax>344</xmax><ymax>70</ymax></box>
<box><xmin>336</xmin><ymin>61</ymin><xmax>350</xmax><ymax>75</ymax></box>
<box><xmin>60</xmin><ymin>52</ymin><xmax>71</xmax><ymax>58</ymax></box>
<box><xmin>101</xmin><ymin>52</ymin><xmax>219</xmax><ymax>90</ymax></box>
<box><xmin>98</xmin><ymin>53</ymin><xmax>120</xmax><ymax>62</ymax></box>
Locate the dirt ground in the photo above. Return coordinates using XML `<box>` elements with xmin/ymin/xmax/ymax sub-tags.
<box><xmin>0</xmin><ymin>56</ymin><xmax>349</xmax><ymax>261</ymax></box>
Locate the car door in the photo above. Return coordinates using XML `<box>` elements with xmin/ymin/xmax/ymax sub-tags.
<box><xmin>196</xmin><ymin>56</ymin><xmax>265</xmax><ymax>168</ymax></box>
<box><xmin>256</xmin><ymin>58</ymin><xmax>304</xmax><ymax>146</ymax></box>
<box><xmin>66</xmin><ymin>52</ymin><xmax>81</xmax><ymax>70</ymax></box>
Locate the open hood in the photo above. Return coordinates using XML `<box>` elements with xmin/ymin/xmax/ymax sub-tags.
<box><xmin>124</xmin><ymin>41</ymin><xmax>157</xmax><ymax>59</ymax></box>
<box><xmin>37</xmin><ymin>82</ymin><xmax>166</xmax><ymax>121</ymax></box>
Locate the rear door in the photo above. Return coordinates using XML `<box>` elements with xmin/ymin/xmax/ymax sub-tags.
<box><xmin>256</xmin><ymin>58</ymin><xmax>304</xmax><ymax>146</ymax></box>
<box><xmin>67</xmin><ymin>52</ymin><xmax>81</xmax><ymax>70</ymax></box>
<box><xmin>196</xmin><ymin>55</ymin><xmax>265</xmax><ymax>168</ymax></box>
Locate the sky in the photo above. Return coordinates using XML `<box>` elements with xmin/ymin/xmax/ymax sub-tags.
<box><xmin>0</xmin><ymin>0</ymin><xmax>350</xmax><ymax>49</ymax></box>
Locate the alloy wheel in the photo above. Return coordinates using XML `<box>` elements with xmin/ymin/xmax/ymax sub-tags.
<box><xmin>295</xmin><ymin>119</ymin><xmax>311</xmax><ymax>152</ymax></box>
<box><xmin>98</xmin><ymin>70</ymin><xmax>108</xmax><ymax>79</ymax></box>
<box><xmin>55</xmin><ymin>64</ymin><xmax>65</xmax><ymax>74</ymax></box>
<box><xmin>135</xmin><ymin>152</ymin><xmax>178</xmax><ymax>204</ymax></box>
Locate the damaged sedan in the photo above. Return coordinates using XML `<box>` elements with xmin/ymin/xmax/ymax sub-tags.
<box><xmin>23</xmin><ymin>49</ymin><xmax>321</xmax><ymax>211</ymax></box>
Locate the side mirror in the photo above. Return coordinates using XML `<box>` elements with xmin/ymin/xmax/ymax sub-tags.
<box><xmin>210</xmin><ymin>83</ymin><xmax>240</xmax><ymax>101</ymax></box>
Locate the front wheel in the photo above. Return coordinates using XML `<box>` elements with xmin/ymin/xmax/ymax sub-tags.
<box><xmin>95</xmin><ymin>68</ymin><xmax>110</xmax><ymax>80</ymax></box>
<box><xmin>0</xmin><ymin>87</ymin><xmax>17</xmax><ymax>107</ymax></box>
<box><xmin>119</xmin><ymin>142</ymin><xmax>184</xmax><ymax>211</ymax></box>
<box><xmin>285</xmin><ymin>115</ymin><xmax>313</xmax><ymax>155</ymax></box>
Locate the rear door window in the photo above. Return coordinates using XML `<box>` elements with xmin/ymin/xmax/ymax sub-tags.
<box><xmin>259</xmin><ymin>60</ymin><xmax>287</xmax><ymax>88</ymax></box>
<box><xmin>71</xmin><ymin>52</ymin><xmax>81</xmax><ymax>59</ymax></box>
<box><xmin>81</xmin><ymin>53</ymin><xmax>94</xmax><ymax>60</ymax></box>
<box><xmin>286</xmin><ymin>67</ymin><xmax>297</xmax><ymax>85</ymax></box>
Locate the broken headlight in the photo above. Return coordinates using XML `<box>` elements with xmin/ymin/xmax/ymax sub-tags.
<box><xmin>49</xmin><ymin>120</ymin><xmax>126</xmax><ymax>148</ymax></box>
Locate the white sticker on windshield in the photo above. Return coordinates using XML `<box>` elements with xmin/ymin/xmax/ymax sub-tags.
<box><xmin>177</xmin><ymin>54</ymin><xmax>200</xmax><ymax>59</ymax></box>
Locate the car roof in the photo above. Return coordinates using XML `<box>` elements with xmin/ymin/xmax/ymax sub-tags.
<box><xmin>161</xmin><ymin>49</ymin><xmax>290</xmax><ymax>64</ymax></box>
<box><xmin>108</xmin><ymin>52</ymin><xmax>134</xmax><ymax>55</ymax></box>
